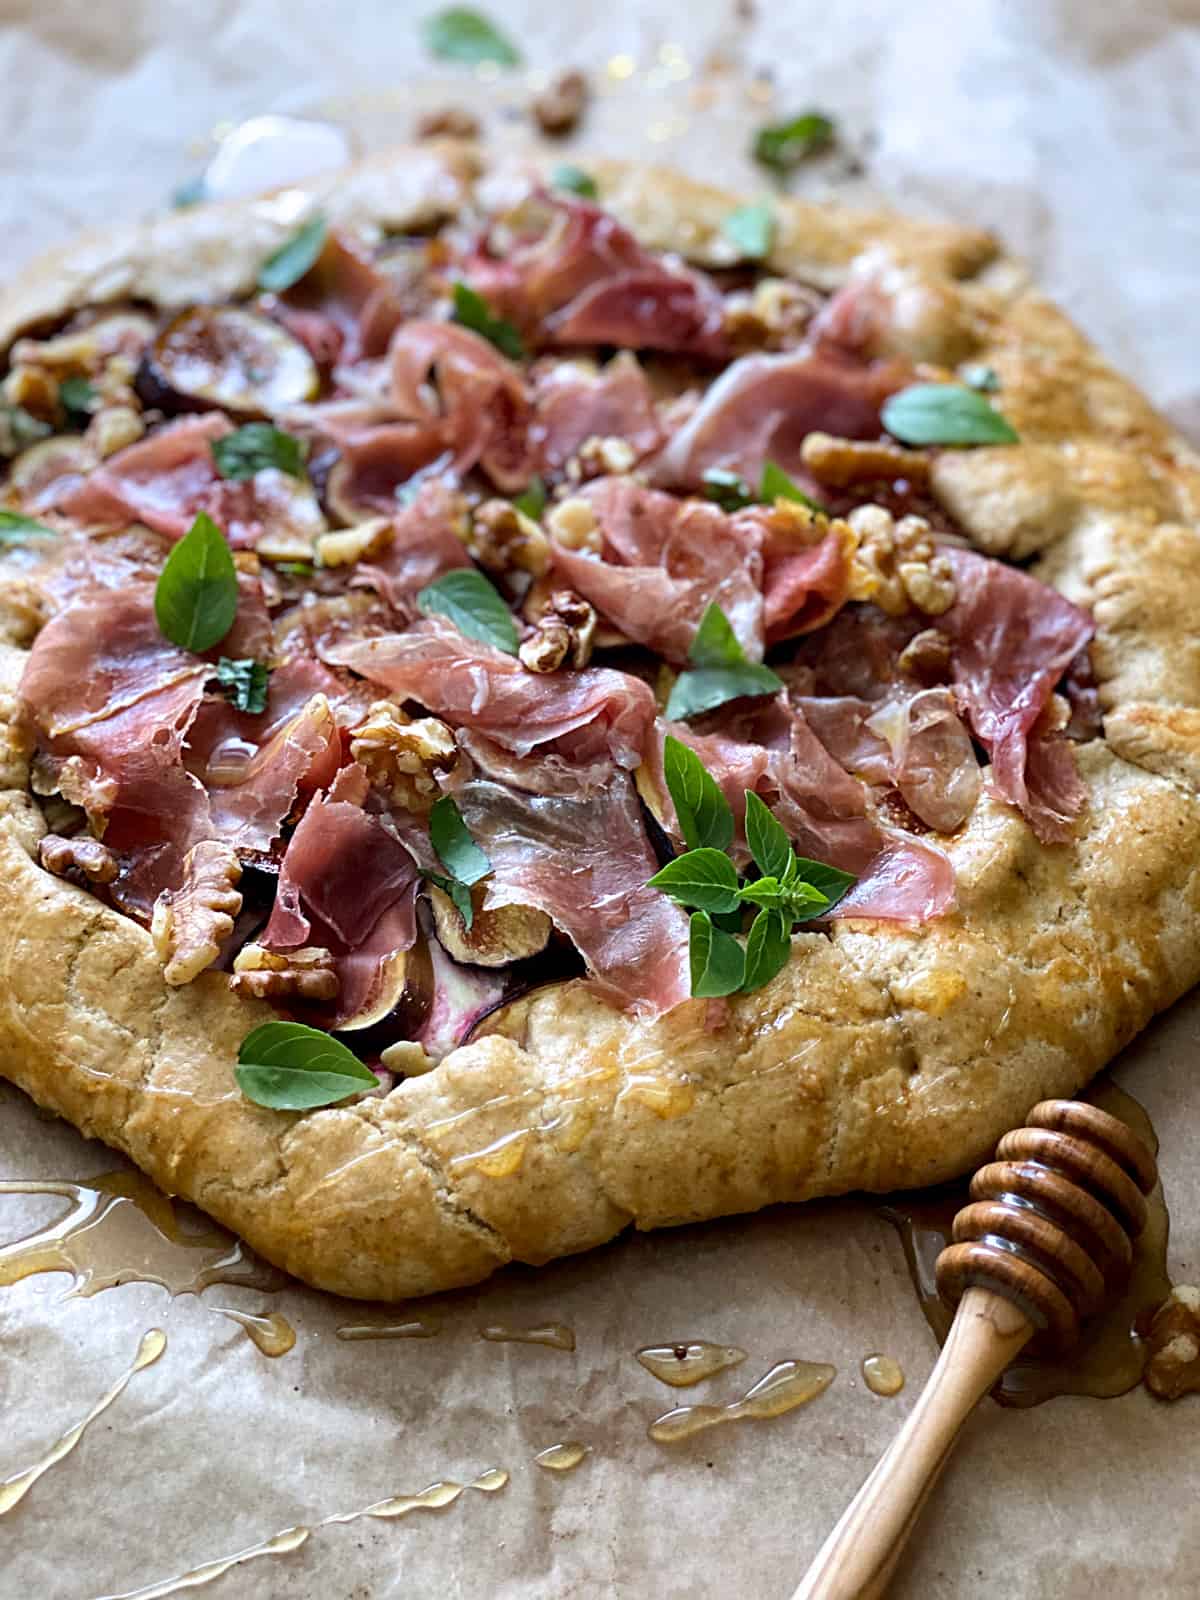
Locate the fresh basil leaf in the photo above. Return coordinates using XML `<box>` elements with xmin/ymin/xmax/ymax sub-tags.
<box><xmin>236</xmin><ymin>1021</ymin><xmax>379</xmax><ymax>1111</ymax></box>
<box><xmin>216</xmin><ymin>657</ymin><xmax>271</xmax><ymax>715</ymax></box>
<box><xmin>689</xmin><ymin>601</ymin><xmax>750</xmax><ymax>669</ymax></box>
<box><xmin>759</xmin><ymin>459</ymin><xmax>827</xmax><ymax>514</ymax></box>
<box><xmin>154</xmin><ymin>511</ymin><xmax>238</xmax><ymax>653</ymax></box>
<box><xmin>881</xmin><ymin>383</ymin><xmax>1018</xmax><ymax>447</ymax></box>
<box><xmin>689</xmin><ymin>911</ymin><xmax>746</xmax><ymax>999</ymax></box>
<box><xmin>171</xmin><ymin>175</ymin><xmax>208</xmax><ymax>210</ymax></box>
<box><xmin>742</xmin><ymin>907</ymin><xmax>791</xmax><ymax>992</ymax></box>
<box><xmin>274</xmin><ymin>559</ymin><xmax>314</xmax><ymax>577</ymax></box>
<box><xmin>451</xmin><ymin>281</ymin><xmax>525</xmax><ymax>360</ymax></box>
<box><xmin>662</xmin><ymin>734</ymin><xmax>734</xmax><ymax>852</ymax></box>
<box><xmin>211</xmin><ymin>423</ymin><xmax>307</xmax><ymax>481</ymax></box>
<box><xmin>701</xmin><ymin>466</ymin><xmax>754</xmax><ymax>513</ymax></box>
<box><xmin>59</xmin><ymin>376</ymin><xmax>98</xmax><ymax>420</ymax></box>
<box><xmin>960</xmin><ymin>362</ymin><xmax>1000</xmax><ymax>393</ymax></box>
<box><xmin>752</xmin><ymin>111</ymin><xmax>835</xmax><ymax>174</ymax></box>
<box><xmin>513</xmin><ymin>475</ymin><xmax>546</xmax><ymax>520</ymax></box>
<box><xmin>738</xmin><ymin>875</ymin><xmax>829</xmax><ymax>915</ymax></box>
<box><xmin>666</xmin><ymin>663</ymin><xmax>783</xmax><ymax>722</ymax></box>
<box><xmin>722</xmin><ymin>203</ymin><xmax>774</xmax><ymax>261</ymax></box>
<box><xmin>647</xmin><ymin>847</ymin><xmax>741</xmax><ymax>915</ymax></box>
<box><xmin>422</xmin><ymin>7</ymin><xmax>521</xmax><ymax>66</ymax></box>
<box><xmin>552</xmin><ymin>163</ymin><xmax>598</xmax><ymax>199</ymax></box>
<box><xmin>258</xmin><ymin>216</ymin><xmax>328</xmax><ymax>294</ymax></box>
<box><xmin>417</xmin><ymin>568</ymin><xmax>519</xmax><ymax>654</ymax></box>
<box><xmin>0</xmin><ymin>509</ymin><xmax>56</xmax><ymax>545</ymax></box>
<box><xmin>711</xmin><ymin>906</ymin><xmax>746</xmax><ymax>934</ymax></box>
<box><xmin>425</xmin><ymin>869</ymin><xmax>476</xmax><ymax>931</ymax></box>
<box><xmin>788</xmin><ymin>857</ymin><xmax>857</xmax><ymax>920</ymax></box>
<box><xmin>430</xmin><ymin>794</ymin><xmax>490</xmax><ymax>886</ymax></box>
<box><xmin>743</xmin><ymin>790</ymin><xmax>792</xmax><ymax>880</ymax></box>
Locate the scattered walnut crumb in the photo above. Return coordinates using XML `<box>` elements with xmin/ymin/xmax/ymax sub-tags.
<box><xmin>231</xmin><ymin>943</ymin><xmax>339</xmax><ymax>1003</ymax></box>
<box><xmin>897</xmin><ymin>627</ymin><xmax>952</xmax><ymax>684</ymax></box>
<box><xmin>723</xmin><ymin>279</ymin><xmax>822</xmax><ymax>351</ymax></box>
<box><xmin>469</xmin><ymin>499</ymin><xmax>550</xmax><ymax>579</ymax></box>
<box><xmin>567</xmin><ymin>434</ymin><xmax>637</xmax><ymax>482</ymax></box>
<box><xmin>545</xmin><ymin>496</ymin><xmax>601</xmax><ymax>553</ymax></box>
<box><xmin>315</xmin><ymin>516</ymin><xmax>394</xmax><ymax>568</ymax></box>
<box><xmin>801</xmin><ymin>431</ymin><xmax>931</xmax><ymax>488</ymax></box>
<box><xmin>350</xmin><ymin>700</ymin><xmax>461</xmax><ymax>813</ymax></box>
<box><xmin>428</xmin><ymin>883</ymin><xmax>552</xmax><ymax>967</ymax></box>
<box><xmin>38</xmin><ymin>832</ymin><xmax>118</xmax><ymax>885</ymax></box>
<box><xmin>415</xmin><ymin>106</ymin><xmax>481</xmax><ymax>141</ymax></box>
<box><xmin>84</xmin><ymin>404</ymin><xmax>144</xmax><ymax>459</ymax></box>
<box><xmin>519</xmin><ymin>589</ymin><xmax>597</xmax><ymax>672</ymax></box>
<box><xmin>1143</xmin><ymin>1285</ymin><xmax>1200</xmax><ymax>1401</ymax></box>
<box><xmin>532</xmin><ymin>69</ymin><xmax>589</xmax><ymax>137</ymax></box>
<box><xmin>848</xmin><ymin>505</ymin><xmax>954</xmax><ymax>616</ymax></box>
<box><xmin>152</xmin><ymin>840</ymin><xmax>243</xmax><ymax>986</ymax></box>
<box><xmin>2</xmin><ymin>364</ymin><xmax>58</xmax><ymax>422</ymax></box>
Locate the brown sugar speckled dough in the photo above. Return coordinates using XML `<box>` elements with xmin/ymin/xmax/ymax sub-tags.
<box><xmin>2</xmin><ymin>146</ymin><xmax>1200</xmax><ymax>1301</ymax></box>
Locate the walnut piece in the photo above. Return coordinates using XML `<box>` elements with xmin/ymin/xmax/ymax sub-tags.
<box><xmin>84</xmin><ymin>404</ymin><xmax>144</xmax><ymax>459</ymax></box>
<box><xmin>897</xmin><ymin>627</ymin><xmax>952</xmax><ymax>684</ymax></box>
<box><xmin>415</xmin><ymin>106</ymin><xmax>481</xmax><ymax>140</ymax></box>
<box><xmin>723</xmin><ymin>278</ymin><xmax>822</xmax><ymax>351</ymax></box>
<box><xmin>231</xmin><ymin>943</ymin><xmax>339</xmax><ymax>1002</ymax></box>
<box><xmin>38</xmin><ymin>832</ymin><xmax>118</xmax><ymax>885</ymax></box>
<box><xmin>1143</xmin><ymin>1285</ymin><xmax>1200</xmax><ymax>1401</ymax></box>
<box><xmin>315</xmin><ymin>517</ymin><xmax>394</xmax><ymax>568</ymax></box>
<box><xmin>567</xmin><ymin>434</ymin><xmax>637</xmax><ymax>482</ymax></box>
<box><xmin>350</xmin><ymin>700</ymin><xmax>460</xmax><ymax>812</ymax></box>
<box><xmin>2</xmin><ymin>364</ymin><xmax>58</xmax><ymax>422</ymax></box>
<box><xmin>519</xmin><ymin>589</ymin><xmax>596</xmax><ymax>672</ymax></box>
<box><xmin>429</xmin><ymin>883</ymin><xmax>552</xmax><ymax>967</ymax></box>
<box><xmin>545</xmin><ymin>495</ymin><xmax>602</xmax><ymax>553</ymax></box>
<box><xmin>151</xmin><ymin>840</ymin><xmax>243</xmax><ymax>986</ymax></box>
<box><xmin>848</xmin><ymin>505</ymin><xmax>955</xmax><ymax>616</ymax></box>
<box><xmin>801</xmin><ymin>430</ymin><xmax>931</xmax><ymax>488</ymax></box>
<box><xmin>469</xmin><ymin>499</ymin><xmax>550</xmax><ymax>579</ymax></box>
<box><xmin>379</xmin><ymin>1039</ymin><xmax>437</xmax><ymax>1076</ymax></box>
<box><xmin>532</xmin><ymin>69</ymin><xmax>589</xmax><ymax>136</ymax></box>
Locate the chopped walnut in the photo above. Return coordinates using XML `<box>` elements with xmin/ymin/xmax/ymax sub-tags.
<box><xmin>379</xmin><ymin>1039</ymin><xmax>437</xmax><ymax>1076</ymax></box>
<box><xmin>532</xmin><ymin>69</ymin><xmax>589</xmax><ymax>136</ymax></box>
<box><xmin>84</xmin><ymin>404</ymin><xmax>145</xmax><ymax>459</ymax></box>
<box><xmin>469</xmin><ymin>499</ymin><xmax>550</xmax><ymax>579</ymax></box>
<box><xmin>415</xmin><ymin>106</ymin><xmax>481</xmax><ymax>140</ymax></box>
<box><xmin>1143</xmin><ymin>1285</ymin><xmax>1200</xmax><ymax>1401</ymax></box>
<box><xmin>897</xmin><ymin>627</ymin><xmax>952</xmax><ymax>684</ymax></box>
<box><xmin>848</xmin><ymin>505</ymin><xmax>955</xmax><ymax>617</ymax></box>
<box><xmin>519</xmin><ymin>589</ymin><xmax>596</xmax><ymax>672</ymax></box>
<box><xmin>349</xmin><ymin>700</ymin><xmax>461</xmax><ymax>813</ymax></box>
<box><xmin>151</xmin><ymin>840</ymin><xmax>243</xmax><ymax>986</ymax></box>
<box><xmin>32</xmin><ymin>752</ymin><xmax>118</xmax><ymax>820</ymax></box>
<box><xmin>723</xmin><ymin>278</ymin><xmax>822</xmax><ymax>351</ymax></box>
<box><xmin>0</xmin><ymin>578</ymin><xmax>49</xmax><ymax>648</ymax></box>
<box><xmin>231</xmin><ymin>943</ymin><xmax>339</xmax><ymax>1003</ymax></box>
<box><xmin>0</xmin><ymin>695</ymin><xmax>33</xmax><ymax>789</ymax></box>
<box><xmin>428</xmin><ymin>882</ymin><xmax>552</xmax><ymax>967</ymax></box>
<box><xmin>2</xmin><ymin>364</ymin><xmax>58</xmax><ymax>422</ymax></box>
<box><xmin>801</xmin><ymin>431</ymin><xmax>931</xmax><ymax>488</ymax></box>
<box><xmin>38</xmin><ymin>832</ymin><xmax>118</xmax><ymax>885</ymax></box>
<box><xmin>545</xmin><ymin>495</ymin><xmax>602</xmax><ymax>553</ymax></box>
<box><xmin>315</xmin><ymin>517</ymin><xmax>394</xmax><ymax>568</ymax></box>
<box><xmin>567</xmin><ymin>434</ymin><xmax>637</xmax><ymax>482</ymax></box>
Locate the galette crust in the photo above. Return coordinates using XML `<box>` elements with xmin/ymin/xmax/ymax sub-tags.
<box><xmin>2</xmin><ymin>146</ymin><xmax>1199</xmax><ymax>1300</ymax></box>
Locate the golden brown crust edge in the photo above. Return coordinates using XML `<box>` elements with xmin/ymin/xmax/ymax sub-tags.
<box><xmin>2</xmin><ymin>146</ymin><xmax>1200</xmax><ymax>1301</ymax></box>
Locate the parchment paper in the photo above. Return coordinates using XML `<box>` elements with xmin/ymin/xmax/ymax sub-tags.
<box><xmin>1</xmin><ymin>4</ymin><xmax>1199</xmax><ymax>1596</ymax></box>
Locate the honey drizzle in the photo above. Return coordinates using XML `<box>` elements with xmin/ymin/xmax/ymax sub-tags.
<box><xmin>534</xmin><ymin>1441</ymin><xmax>590</xmax><ymax>1472</ymax></box>
<box><xmin>648</xmin><ymin>1359</ymin><xmax>836</xmax><ymax>1444</ymax></box>
<box><xmin>93</xmin><ymin>1526</ymin><xmax>312</xmax><ymax>1599</ymax></box>
<box><xmin>213</xmin><ymin>1308</ymin><xmax>296</xmax><ymax>1357</ymax></box>
<box><xmin>636</xmin><ymin>1341</ymin><xmax>747</xmax><ymax>1387</ymax></box>
<box><xmin>479</xmin><ymin>1321</ymin><xmax>575</xmax><ymax>1351</ymax></box>
<box><xmin>862</xmin><ymin>1354</ymin><xmax>905</xmax><ymax>1397</ymax></box>
<box><xmin>0</xmin><ymin>1329</ymin><xmax>166</xmax><ymax>1516</ymax></box>
<box><xmin>335</xmin><ymin>1315</ymin><xmax>441</xmax><ymax>1341</ymax></box>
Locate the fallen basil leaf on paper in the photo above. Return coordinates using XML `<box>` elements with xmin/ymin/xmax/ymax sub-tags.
<box><xmin>216</xmin><ymin>657</ymin><xmax>271</xmax><ymax>715</ymax></box>
<box><xmin>662</xmin><ymin>735</ymin><xmax>735</xmax><ymax>853</ymax></box>
<box><xmin>154</xmin><ymin>511</ymin><xmax>239</xmax><ymax>653</ymax></box>
<box><xmin>422</xmin><ymin>7</ymin><xmax>521</xmax><ymax>66</ymax></box>
<box><xmin>211</xmin><ymin>422</ymin><xmax>307</xmax><ymax>481</ymax></box>
<box><xmin>689</xmin><ymin>910</ymin><xmax>746</xmax><ymax>999</ymax></box>
<box><xmin>552</xmin><ymin>163</ymin><xmax>598</xmax><ymax>199</ymax></box>
<box><xmin>451</xmin><ymin>281</ymin><xmax>525</xmax><ymax>360</ymax></box>
<box><xmin>417</xmin><ymin>567</ymin><xmax>520</xmax><ymax>654</ymax></box>
<box><xmin>722</xmin><ymin>203</ymin><xmax>775</xmax><ymax>261</ymax></box>
<box><xmin>881</xmin><ymin>383</ymin><xmax>1018</xmax><ymax>446</ymax></box>
<box><xmin>647</xmin><ymin>848</ymin><xmax>742</xmax><ymax>916</ymax></box>
<box><xmin>752</xmin><ymin>111</ymin><xmax>835</xmax><ymax>174</ymax></box>
<box><xmin>742</xmin><ymin>906</ymin><xmax>792</xmax><ymax>992</ymax></box>
<box><xmin>0</xmin><ymin>509</ymin><xmax>56</xmax><ymax>545</ymax></box>
<box><xmin>236</xmin><ymin>1022</ymin><xmax>379</xmax><ymax>1111</ymax></box>
<box><xmin>258</xmin><ymin>215</ymin><xmax>328</xmax><ymax>294</ymax></box>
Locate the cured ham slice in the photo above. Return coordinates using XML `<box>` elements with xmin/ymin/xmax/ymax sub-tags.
<box><xmin>349</xmin><ymin>479</ymin><xmax>471</xmax><ymax>614</ymax></box>
<box><xmin>531</xmin><ymin>353</ymin><xmax>663</xmax><ymax>473</ymax></box>
<box><xmin>269</xmin><ymin>231</ymin><xmax>408</xmax><ymax>367</ymax></box>
<box><xmin>731</xmin><ymin>503</ymin><xmax>856</xmax><ymax>643</ymax></box>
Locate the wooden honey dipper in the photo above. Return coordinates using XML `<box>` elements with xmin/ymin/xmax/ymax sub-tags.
<box><xmin>792</xmin><ymin>1098</ymin><xmax>1158</xmax><ymax>1600</ymax></box>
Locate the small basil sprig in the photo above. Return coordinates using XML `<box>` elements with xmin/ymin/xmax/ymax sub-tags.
<box><xmin>514</xmin><ymin>475</ymin><xmax>547</xmax><ymax>520</ymax></box>
<box><xmin>662</xmin><ymin>735</ymin><xmax>733</xmax><ymax>852</ymax></box>
<box><xmin>154</xmin><ymin>511</ymin><xmax>239</xmax><ymax>652</ymax></box>
<box><xmin>0</xmin><ymin>509</ymin><xmax>56</xmax><ymax>545</ymax></box>
<box><xmin>451</xmin><ymin>282</ymin><xmax>524</xmax><ymax>360</ymax></box>
<box><xmin>216</xmin><ymin>657</ymin><xmax>271</xmax><ymax>714</ymax></box>
<box><xmin>211</xmin><ymin>423</ymin><xmax>307</xmax><ymax>481</ymax></box>
<box><xmin>722</xmin><ymin>202</ymin><xmax>775</xmax><ymax>261</ymax></box>
<box><xmin>417</xmin><ymin>568</ymin><xmax>519</xmax><ymax>655</ymax></box>
<box><xmin>665</xmin><ymin>601</ymin><xmax>783</xmax><ymax>721</ymax></box>
<box><xmin>703</xmin><ymin>461</ymin><xmax>826</xmax><ymax>516</ymax></box>
<box><xmin>752</xmin><ymin>111</ymin><xmax>835</xmax><ymax>175</ymax></box>
<box><xmin>422</xmin><ymin>7</ymin><xmax>521</xmax><ymax>66</ymax></box>
<box><xmin>59</xmin><ymin>376</ymin><xmax>98</xmax><ymax>423</ymax></box>
<box><xmin>426</xmin><ymin>795</ymin><xmax>490</xmax><ymax>929</ymax></box>
<box><xmin>258</xmin><ymin>215</ymin><xmax>328</xmax><ymax>294</ymax></box>
<box><xmin>552</xmin><ymin>163</ymin><xmax>598</xmax><ymax>199</ymax></box>
<box><xmin>236</xmin><ymin>1021</ymin><xmax>379</xmax><ymax>1111</ymax></box>
<box><xmin>881</xmin><ymin>383</ymin><xmax>1018</xmax><ymax>447</ymax></box>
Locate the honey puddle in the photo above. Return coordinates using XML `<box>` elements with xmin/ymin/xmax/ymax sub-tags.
<box><xmin>0</xmin><ymin>1329</ymin><xmax>165</xmax><ymax>1516</ymax></box>
<box><xmin>883</xmin><ymin>1079</ymin><xmax>1171</xmax><ymax>1408</ymax></box>
<box><xmin>648</xmin><ymin>1359</ymin><xmax>836</xmax><ymax>1444</ymax></box>
<box><xmin>213</xmin><ymin>1308</ymin><xmax>296</xmax><ymax>1357</ymax></box>
<box><xmin>637</xmin><ymin>1341</ymin><xmax>747</xmax><ymax>1388</ymax></box>
<box><xmin>336</xmin><ymin>1315</ymin><xmax>441</xmax><ymax>1341</ymax></box>
<box><xmin>534</xmin><ymin>1441</ymin><xmax>590</xmax><ymax>1472</ymax></box>
<box><xmin>862</xmin><ymin>1354</ymin><xmax>905</xmax><ymax>1397</ymax></box>
<box><xmin>479</xmin><ymin>1321</ymin><xmax>575</xmax><ymax>1351</ymax></box>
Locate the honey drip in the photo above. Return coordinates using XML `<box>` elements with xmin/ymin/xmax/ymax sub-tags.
<box><xmin>534</xmin><ymin>1441</ymin><xmax>590</xmax><ymax>1472</ymax></box>
<box><xmin>862</xmin><ymin>1354</ymin><xmax>905</xmax><ymax>1397</ymax></box>
<box><xmin>324</xmin><ymin>1468</ymin><xmax>510</xmax><ymax>1526</ymax></box>
<box><xmin>479</xmin><ymin>1321</ymin><xmax>575</xmax><ymax>1351</ymax></box>
<box><xmin>336</xmin><ymin>1315</ymin><xmax>441</xmax><ymax>1341</ymax></box>
<box><xmin>883</xmin><ymin>1079</ymin><xmax>1171</xmax><ymax>1408</ymax></box>
<box><xmin>0</xmin><ymin>1172</ymin><xmax>286</xmax><ymax>1298</ymax></box>
<box><xmin>1</xmin><ymin>1329</ymin><xmax>165</xmax><ymax>1516</ymax></box>
<box><xmin>93</xmin><ymin>1525</ymin><xmax>311</xmax><ymax>1600</ymax></box>
<box><xmin>214</xmin><ymin>1308</ymin><xmax>296</xmax><ymax>1357</ymax></box>
<box><xmin>636</xmin><ymin>1341</ymin><xmax>747</xmax><ymax>1388</ymax></box>
<box><xmin>648</xmin><ymin>1359</ymin><xmax>836</xmax><ymax>1444</ymax></box>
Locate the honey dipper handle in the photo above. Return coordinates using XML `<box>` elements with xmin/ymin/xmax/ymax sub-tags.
<box><xmin>790</xmin><ymin>1287</ymin><xmax>1033</xmax><ymax>1600</ymax></box>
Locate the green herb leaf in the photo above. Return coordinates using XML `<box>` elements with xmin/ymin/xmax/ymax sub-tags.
<box><xmin>881</xmin><ymin>383</ymin><xmax>1018</xmax><ymax>447</ymax></box>
<box><xmin>743</xmin><ymin>789</ymin><xmax>792</xmax><ymax>880</ymax></box>
<box><xmin>274</xmin><ymin>559</ymin><xmax>315</xmax><ymax>578</ymax></box>
<box><xmin>552</xmin><ymin>163</ymin><xmax>598</xmax><ymax>199</ymax></box>
<box><xmin>662</xmin><ymin>734</ymin><xmax>734</xmax><ymax>852</ymax></box>
<box><xmin>421</xmin><ymin>7</ymin><xmax>521</xmax><ymax>65</ymax></box>
<box><xmin>722</xmin><ymin>203</ymin><xmax>775</xmax><ymax>261</ymax></box>
<box><xmin>451</xmin><ymin>281</ymin><xmax>525</xmax><ymax>360</ymax></box>
<box><xmin>742</xmin><ymin>907</ymin><xmax>791</xmax><ymax>992</ymax></box>
<box><xmin>665</xmin><ymin>601</ymin><xmax>784</xmax><ymax>720</ymax></box>
<box><xmin>425</xmin><ymin>869</ymin><xmax>476</xmax><ymax>931</ymax></box>
<box><xmin>689</xmin><ymin>910</ymin><xmax>746</xmax><ymax>998</ymax></box>
<box><xmin>690</xmin><ymin>601</ymin><xmax>752</xmax><ymax>669</ymax></box>
<box><xmin>759</xmin><ymin>459</ymin><xmax>827</xmax><ymax>514</ymax></box>
<box><xmin>701</xmin><ymin>466</ymin><xmax>754</xmax><ymax>512</ymax></box>
<box><xmin>154</xmin><ymin>511</ymin><xmax>238</xmax><ymax>653</ymax></box>
<box><xmin>0</xmin><ymin>509</ymin><xmax>56</xmax><ymax>545</ymax></box>
<box><xmin>429</xmin><ymin>794</ymin><xmax>491</xmax><ymax>886</ymax></box>
<box><xmin>59</xmin><ymin>376</ymin><xmax>98</xmax><ymax>421</ymax></box>
<box><xmin>258</xmin><ymin>216</ymin><xmax>328</xmax><ymax>294</ymax></box>
<box><xmin>786</xmin><ymin>857</ymin><xmax>857</xmax><ymax>920</ymax></box>
<box><xmin>752</xmin><ymin>111</ymin><xmax>835</xmax><ymax>174</ymax></box>
<box><xmin>236</xmin><ymin>1021</ymin><xmax>379</xmax><ymax>1111</ymax></box>
<box><xmin>513</xmin><ymin>475</ymin><xmax>547</xmax><ymax>520</ymax></box>
<box><xmin>171</xmin><ymin>175</ymin><xmax>207</xmax><ymax>210</ymax></box>
<box><xmin>417</xmin><ymin>567</ymin><xmax>520</xmax><ymax>654</ymax></box>
<box><xmin>211</xmin><ymin>423</ymin><xmax>307</xmax><ymax>482</ymax></box>
<box><xmin>738</xmin><ymin>875</ymin><xmax>829</xmax><ymax>916</ymax></box>
<box><xmin>216</xmin><ymin>657</ymin><xmax>271</xmax><ymax>714</ymax></box>
<box><xmin>647</xmin><ymin>848</ymin><xmax>741</xmax><ymax>915</ymax></box>
<box><xmin>960</xmin><ymin>362</ymin><xmax>1000</xmax><ymax>393</ymax></box>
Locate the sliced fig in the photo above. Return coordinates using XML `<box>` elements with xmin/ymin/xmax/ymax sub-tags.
<box><xmin>335</xmin><ymin>937</ymin><xmax>433</xmax><ymax>1038</ymax></box>
<box><xmin>415</xmin><ymin>937</ymin><xmax>514</xmax><ymax>1062</ymax></box>
<box><xmin>428</xmin><ymin>882</ymin><xmax>551</xmax><ymax>968</ymax></box>
<box><xmin>136</xmin><ymin>306</ymin><xmax>319</xmax><ymax>418</ymax></box>
<box><xmin>8</xmin><ymin>435</ymin><xmax>95</xmax><ymax>511</ymax></box>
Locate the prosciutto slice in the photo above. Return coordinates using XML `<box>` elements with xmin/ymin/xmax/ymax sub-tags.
<box><xmin>269</xmin><ymin>231</ymin><xmax>408</xmax><ymax>367</ymax></box>
<box><xmin>939</xmin><ymin>549</ymin><xmax>1093</xmax><ymax>842</ymax></box>
<box><xmin>731</xmin><ymin>504</ymin><xmax>856</xmax><ymax>643</ymax></box>
<box><xmin>326</xmin><ymin>617</ymin><xmax>656</xmax><ymax>769</ymax></box>
<box><xmin>350</xmin><ymin>478</ymin><xmax>471</xmax><ymax>614</ymax></box>
<box><xmin>531</xmin><ymin>353</ymin><xmax>664</xmax><ymax>473</ymax></box>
